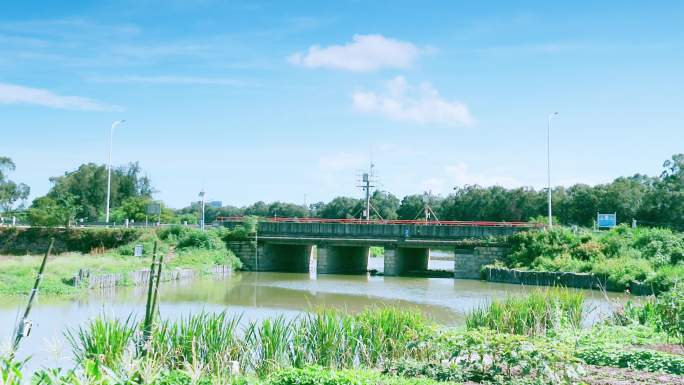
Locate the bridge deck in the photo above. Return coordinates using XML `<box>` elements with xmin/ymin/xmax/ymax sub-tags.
<box><xmin>219</xmin><ymin>217</ymin><xmax>539</xmax><ymax>244</ymax></box>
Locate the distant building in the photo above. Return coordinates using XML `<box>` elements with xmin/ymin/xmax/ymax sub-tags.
<box><xmin>208</xmin><ymin>201</ymin><xmax>222</xmax><ymax>209</ymax></box>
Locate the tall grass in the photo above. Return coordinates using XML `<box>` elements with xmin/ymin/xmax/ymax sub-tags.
<box><xmin>65</xmin><ymin>316</ymin><xmax>136</xmax><ymax>368</ymax></box>
<box><xmin>465</xmin><ymin>287</ymin><xmax>584</xmax><ymax>336</ymax></box>
<box><xmin>66</xmin><ymin>307</ymin><xmax>432</xmax><ymax>377</ymax></box>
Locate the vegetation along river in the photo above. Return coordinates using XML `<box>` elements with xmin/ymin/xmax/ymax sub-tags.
<box><xmin>0</xmin><ymin>255</ymin><xmax>631</xmax><ymax>373</ymax></box>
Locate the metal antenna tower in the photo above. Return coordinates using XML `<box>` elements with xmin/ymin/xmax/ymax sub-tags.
<box><xmin>356</xmin><ymin>159</ymin><xmax>377</xmax><ymax>221</ymax></box>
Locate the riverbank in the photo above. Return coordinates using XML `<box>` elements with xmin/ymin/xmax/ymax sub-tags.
<box><xmin>498</xmin><ymin>225</ymin><xmax>684</xmax><ymax>294</ymax></box>
<box><xmin>3</xmin><ymin>287</ymin><xmax>682</xmax><ymax>384</ymax></box>
<box><xmin>0</xmin><ymin>225</ymin><xmax>245</xmax><ymax>296</ymax></box>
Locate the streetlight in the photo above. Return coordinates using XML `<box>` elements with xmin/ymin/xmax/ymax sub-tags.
<box><xmin>199</xmin><ymin>190</ymin><xmax>206</xmax><ymax>230</ymax></box>
<box><xmin>105</xmin><ymin>120</ymin><xmax>125</xmax><ymax>223</ymax></box>
<box><xmin>547</xmin><ymin>112</ymin><xmax>559</xmax><ymax>227</ymax></box>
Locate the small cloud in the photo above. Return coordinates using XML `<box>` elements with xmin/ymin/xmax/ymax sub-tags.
<box><xmin>0</xmin><ymin>83</ymin><xmax>122</xmax><ymax>111</ymax></box>
<box><xmin>352</xmin><ymin>76</ymin><xmax>473</xmax><ymax>126</ymax></box>
<box><xmin>288</xmin><ymin>34</ymin><xmax>420</xmax><ymax>71</ymax></box>
<box><xmin>88</xmin><ymin>75</ymin><xmax>249</xmax><ymax>87</ymax></box>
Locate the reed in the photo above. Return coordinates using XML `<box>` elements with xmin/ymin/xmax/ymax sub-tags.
<box><xmin>465</xmin><ymin>287</ymin><xmax>584</xmax><ymax>336</ymax></box>
<box><xmin>65</xmin><ymin>316</ymin><xmax>136</xmax><ymax>368</ymax></box>
<box><xmin>66</xmin><ymin>307</ymin><xmax>433</xmax><ymax>377</ymax></box>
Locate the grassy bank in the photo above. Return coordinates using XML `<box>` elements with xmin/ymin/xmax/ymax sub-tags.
<box><xmin>0</xmin><ymin>225</ymin><xmax>245</xmax><ymax>296</ymax></box>
<box><xmin>3</xmin><ymin>287</ymin><xmax>683</xmax><ymax>384</ymax></box>
<box><xmin>492</xmin><ymin>225</ymin><xmax>684</xmax><ymax>293</ymax></box>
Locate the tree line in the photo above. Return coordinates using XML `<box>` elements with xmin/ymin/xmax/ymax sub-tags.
<box><xmin>2</xmin><ymin>154</ymin><xmax>684</xmax><ymax>230</ymax></box>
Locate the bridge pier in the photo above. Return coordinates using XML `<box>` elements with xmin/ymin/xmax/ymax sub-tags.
<box><xmin>453</xmin><ymin>247</ymin><xmax>508</xmax><ymax>279</ymax></box>
<box><xmin>317</xmin><ymin>245</ymin><xmax>369</xmax><ymax>275</ymax></box>
<box><xmin>384</xmin><ymin>246</ymin><xmax>430</xmax><ymax>276</ymax></box>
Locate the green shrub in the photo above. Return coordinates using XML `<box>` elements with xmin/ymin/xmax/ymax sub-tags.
<box><xmin>176</xmin><ymin>228</ymin><xmax>225</xmax><ymax>250</ymax></box>
<box><xmin>442</xmin><ymin>329</ymin><xmax>583</xmax><ymax>384</ymax></box>
<box><xmin>383</xmin><ymin>359</ymin><xmax>466</xmax><ymax>382</ymax></box>
<box><xmin>645</xmin><ymin>264</ymin><xmax>684</xmax><ymax>293</ymax></box>
<box><xmin>265</xmin><ymin>367</ymin><xmax>456</xmax><ymax>385</ymax></box>
<box><xmin>577</xmin><ymin>344</ymin><xmax>684</xmax><ymax>374</ymax></box>
<box><xmin>654</xmin><ymin>285</ymin><xmax>684</xmax><ymax>344</ymax></box>
<box><xmin>0</xmin><ymin>227</ymin><xmax>141</xmax><ymax>255</ymax></box>
<box><xmin>632</xmin><ymin>227</ymin><xmax>684</xmax><ymax>266</ymax></box>
<box><xmin>591</xmin><ymin>257</ymin><xmax>654</xmax><ymax>289</ymax></box>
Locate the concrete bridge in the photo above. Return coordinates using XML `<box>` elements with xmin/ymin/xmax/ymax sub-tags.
<box><xmin>220</xmin><ymin>217</ymin><xmax>540</xmax><ymax>278</ymax></box>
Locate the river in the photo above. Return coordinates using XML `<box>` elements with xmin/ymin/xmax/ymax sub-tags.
<box><xmin>1</xmin><ymin>256</ymin><xmax>630</xmax><ymax>372</ymax></box>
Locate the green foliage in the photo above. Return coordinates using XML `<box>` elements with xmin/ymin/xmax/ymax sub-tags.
<box><xmin>0</xmin><ymin>356</ymin><xmax>23</xmax><ymax>385</ymax></box>
<box><xmin>0</xmin><ymin>156</ymin><xmax>30</xmax><ymax>214</ymax></box>
<box><xmin>465</xmin><ymin>288</ymin><xmax>584</xmax><ymax>336</ymax></box>
<box><xmin>44</xmin><ymin>162</ymin><xmax>153</xmax><ymax>222</ymax></box>
<box><xmin>576</xmin><ymin>345</ymin><xmax>684</xmax><ymax>374</ymax></box>
<box><xmin>65</xmin><ymin>316</ymin><xmax>136</xmax><ymax>368</ymax></box>
<box><xmin>442</xmin><ymin>329</ymin><xmax>583</xmax><ymax>384</ymax></box>
<box><xmin>265</xmin><ymin>367</ymin><xmax>455</xmax><ymax>385</ymax></box>
<box><xmin>591</xmin><ymin>256</ymin><xmax>655</xmax><ymax>289</ymax></box>
<box><xmin>654</xmin><ymin>285</ymin><xmax>684</xmax><ymax>344</ymax></box>
<box><xmin>384</xmin><ymin>359</ymin><xmax>466</xmax><ymax>382</ymax></box>
<box><xmin>0</xmin><ymin>227</ymin><xmax>142</xmax><ymax>255</ymax></box>
<box><xmin>504</xmin><ymin>225</ymin><xmax>684</xmax><ymax>293</ymax></box>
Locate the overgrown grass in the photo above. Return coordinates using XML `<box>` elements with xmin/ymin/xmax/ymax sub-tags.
<box><xmin>465</xmin><ymin>287</ymin><xmax>584</xmax><ymax>336</ymax></box>
<box><xmin>0</xmin><ymin>227</ymin><xmax>243</xmax><ymax>296</ymax></box>
<box><xmin>65</xmin><ymin>307</ymin><xmax>433</xmax><ymax>379</ymax></box>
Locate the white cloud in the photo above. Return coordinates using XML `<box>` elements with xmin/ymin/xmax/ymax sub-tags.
<box><xmin>352</xmin><ymin>76</ymin><xmax>473</xmax><ymax>126</ymax></box>
<box><xmin>0</xmin><ymin>83</ymin><xmax>122</xmax><ymax>111</ymax></box>
<box><xmin>288</xmin><ymin>34</ymin><xmax>420</xmax><ymax>71</ymax></box>
<box><xmin>88</xmin><ymin>75</ymin><xmax>248</xmax><ymax>86</ymax></box>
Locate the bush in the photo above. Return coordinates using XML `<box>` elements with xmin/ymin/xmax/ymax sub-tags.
<box><xmin>654</xmin><ymin>285</ymin><xmax>684</xmax><ymax>344</ymax></box>
<box><xmin>383</xmin><ymin>359</ymin><xmax>466</xmax><ymax>382</ymax></box>
<box><xmin>591</xmin><ymin>257</ymin><xmax>654</xmax><ymax>289</ymax></box>
<box><xmin>577</xmin><ymin>345</ymin><xmax>684</xmax><ymax>374</ymax></box>
<box><xmin>632</xmin><ymin>227</ymin><xmax>684</xmax><ymax>267</ymax></box>
<box><xmin>176</xmin><ymin>229</ymin><xmax>225</xmax><ymax>250</ymax></box>
<box><xmin>265</xmin><ymin>367</ymin><xmax>456</xmax><ymax>385</ymax></box>
<box><xmin>0</xmin><ymin>227</ymin><xmax>141</xmax><ymax>255</ymax></box>
<box><xmin>442</xmin><ymin>329</ymin><xmax>583</xmax><ymax>384</ymax></box>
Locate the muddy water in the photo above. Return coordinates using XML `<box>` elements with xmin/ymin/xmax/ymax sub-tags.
<box><xmin>0</xmin><ymin>256</ymin><xmax>629</xmax><ymax>372</ymax></box>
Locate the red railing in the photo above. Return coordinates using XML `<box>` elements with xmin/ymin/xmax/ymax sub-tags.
<box><xmin>216</xmin><ymin>216</ymin><xmax>543</xmax><ymax>228</ymax></box>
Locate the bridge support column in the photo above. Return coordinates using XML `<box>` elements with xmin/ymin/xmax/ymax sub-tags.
<box><xmin>317</xmin><ymin>245</ymin><xmax>369</xmax><ymax>275</ymax></box>
<box><xmin>384</xmin><ymin>246</ymin><xmax>430</xmax><ymax>276</ymax></box>
<box><xmin>453</xmin><ymin>247</ymin><xmax>508</xmax><ymax>279</ymax></box>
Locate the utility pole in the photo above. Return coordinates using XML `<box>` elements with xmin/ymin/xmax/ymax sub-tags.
<box><xmin>357</xmin><ymin>161</ymin><xmax>376</xmax><ymax>221</ymax></box>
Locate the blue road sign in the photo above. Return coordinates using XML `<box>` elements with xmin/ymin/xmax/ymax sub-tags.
<box><xmin>597</xmin><ymin>213</ymin><xmax>617</xmax><ymax>228</ymax></box>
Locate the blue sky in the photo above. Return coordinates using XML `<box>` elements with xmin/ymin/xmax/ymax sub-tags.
<box><xmin>2</xmin><ymin>0</ymin><xmax>683</xmax><ymax>208</ymax></box>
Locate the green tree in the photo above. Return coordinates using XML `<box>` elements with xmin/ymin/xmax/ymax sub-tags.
<box><xmin>318</xmin><ymin>196</ymin><xmax>362</xmax><ymax>219</ymax></box>
<box><xmin>369</xmin><ymin>190</ymin><xmax>399</xmax><ymax>219</ymax></box>
<box><xmin>46</xmin><ymin>162</ymin><xmax>153</xmax><ymax>221</ymax></box>
<box><xmin>26</xmin><ymin>195</ymin><xmax>77</xmax><ymax>227</ymax></box>
<box><xmin>0</xmin><ymin>156</ymin><xmax>30</xmax><ymax>214</ymax></box>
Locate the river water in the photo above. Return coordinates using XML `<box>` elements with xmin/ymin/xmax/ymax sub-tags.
<box><xmin>1</xmin><ymin>256</ymin><xmax>630</xmax><ymax>372</ymax></box>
